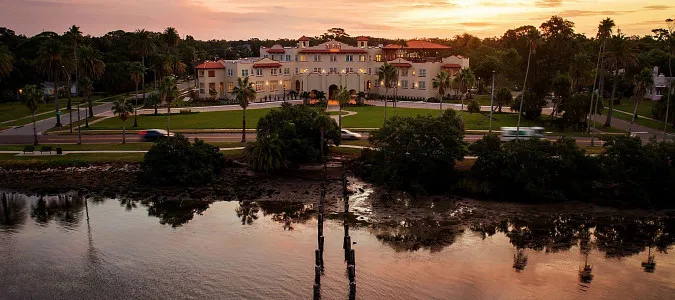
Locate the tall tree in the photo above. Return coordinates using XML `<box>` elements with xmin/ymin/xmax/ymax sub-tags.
<box><xmin>78</xmin><ymin>77</ymin><xmax>93</xmax><ymax>129</ymax></box>
<box><xmin>0</xmin><ymin>45</ymin><xmax>13</xmax><ymax>78</ymax></box>
<box><xmin>432</xmin><ymin>70</ymin><xmax>452</xmax><ymax>114</ymax></box>
<box><xmin>377</xmin><ymin>62</ymin><xmax>397</xmax><ymax>124</ymax></box>
<box><xmin>458</xmin><ymin>68</ymin><xmax>476</xmax><ymax>111</ymax></box>
<box><xmin>516</xmin><ymin>28</ymin><xmax>540</xmax><ymax>140</ymax></box>
<box><xmin>551</xmin><ymin>73</ymin><xmax>572</xmax><ymax>118</ymax></box>
<box><xmin>664</xmin><ymin>18</ymin><xmax>674</xmax><ymax>139</ymax></box>
<box><xmin>77</xmin><ymin>45</ymin><xmax>106</xmax><ymax>118</ymax></box>
<box><xmin>603</xmin><ymin>35</ymin><xmax>637</xmax><ymax>127</ymax></box>
<box><xmin>589</xmin><ymin>18</ymin><xmax>616</xmax><ymax>133</ymax></box>
<box><xmin>162</xmin><ymin>27</ymin><xmax>180</xmax><ymax>48</ymax></box>
<box><xmin>37</xmin><ymin>38</ymin><xmax>65</xmax><ymax>127</ymax></box>
<box><xmin>131</xmin><ymin>29</ymin><xmax>156</xmax><ymax>103</ymax></box>
<box><xmin>158</xmin><ymin>76</ymin><xmax>179</xmax><ymax>134</ymax></box>
<box><xmin>20</xmin><ymin>84</ymin><xmax>43</xmax><ymax>145</ymax></box>
<box><xmin>335</xmin><ymin>86</ymin><xmax>350</xmax><ymax>130</ymax></box>
<box><xmin>630</xmin><ymin>68</ymin><xmax>654</xmax><ymax>132</ymax></box>
<box><xmin>63</xmin><ymin>25</ymin><xmax>82</xmax><ymax>96</ymax></box>
<box><xmin>569</xmin><ymin>52</ymin><xmax>591</xmax><ymax>92</ymax></box>
<box><xmin>127</xmin><ymin>61</ymin><xmax>144</xmax><ymax>127</ymax></box>
<box><xmin>231</xmin><ymin>76</ymin><xmax>256</xmax><ymax>142</ymax></box>
<box><xmin>111</xmin><ymin>98</ymin><xmax>133</xmax><ymax>144</ymax></box>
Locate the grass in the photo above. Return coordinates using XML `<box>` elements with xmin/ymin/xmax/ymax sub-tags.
<box><xmin>0</xmin><ymin>141</ymin><xmax>246</xmax><ymax>152</ymax></box>
<box><xmin>0</xmin><ymin>96</ymin><xmax>101</xmax><ymax>124</ymax></box>
<box><xmin>340</xmin><ymin>106</ymin><xmax>539</xmax><ymax>129</ymax></box>
<box><xmin>608</xmin><ymin>109</ymin><xmax>675</xmax><ymax>133</ymax></box>
<box><xmin>85</xmin><ymin>108</ymin><xmax>274</xmax><ymax>130</ymax></box>
<box><xmin>610</xmin><ymin>98</ymin><xmax>655</xmax><ymax>118</ymax></box>
<box><xmin>0</xmin><ymin>152</ymin><xmax>145</xmax><ymax>167</ymax></box>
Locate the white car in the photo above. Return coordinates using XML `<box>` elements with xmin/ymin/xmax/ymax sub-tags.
<box><xmin>341</xmin><ymin>129</ymin><xmax>362</xmax><ymax>140</ymax></box>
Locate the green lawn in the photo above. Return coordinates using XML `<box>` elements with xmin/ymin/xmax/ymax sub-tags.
<box><xmin>610</xmin><ymin>98</ymin><xmax>656</xmax><ymax>117</ymax></box>
<box><xmin>0</xmin><ymin>141</ymin><xmax>245</xmax><ymax>152</ymax></box>
<box><xmin>86</xmin><ymin>108</ymin><xmax>274</xmax><ymax>130</ymax></box>
<box><xmin>608</xmin><ymin>110</ymin><xmax>675</xmax><ymax>133</ymax></box>
<box><xmin>340</xmin><ymin>106</ymin><xmax>539</xmax><ymax>129</ymax></box>
<box><xmin>0</xmin><ymin>96</ymin><xmax>101</xmax><ymax>124</ymax></box>
<box><xmin>0</xmin><ymin>153</ymin><xmax>145</xmax><ymax>167</ymax></box>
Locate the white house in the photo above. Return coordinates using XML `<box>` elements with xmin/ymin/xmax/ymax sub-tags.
<box><xmin>646</xmin><ymin>66</ymin><xmax>674</xmax><ymax>101</ymax></box>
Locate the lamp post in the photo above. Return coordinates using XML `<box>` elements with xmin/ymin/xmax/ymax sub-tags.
<box><xmin>54</xmin><ymin>67</ymin><xmax>63</xmax><ymax>128</ymax></box>
<box><xmin>489</xmin><ymin>70</ymin><xmax>495</xmax><ymax>133</ymax></box>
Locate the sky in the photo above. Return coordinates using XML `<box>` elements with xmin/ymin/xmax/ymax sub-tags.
<box><xmin>1</xmin><ymin>0</ymin><xmax>674</xmax><ymax>40</ymax></box>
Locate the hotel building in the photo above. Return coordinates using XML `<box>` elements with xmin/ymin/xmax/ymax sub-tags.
<box><xmin>195</xmin><ymin>36</ymin><xmax>469</xmax><ymax>101</ymax></box>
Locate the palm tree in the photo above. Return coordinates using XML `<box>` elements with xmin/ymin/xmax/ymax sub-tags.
<box><xmin>169</xmin><ymin>55</ymin><xmax>187</xmax><ymax>76</ymax></box>
<box><xmin>127</xmin><ymin>61</ymin><xmax>145</xmax><ymax>127</ymax></box>
<box><xmin>64</xmin><ymin>25</ymin><xmax>82</xmax><ymax>93</ymax></box>
<box><xmin>664</xmin><ymin>18</ymin><xmax>674</xmax><ymax>140</ymax></box>
<box><xmin>314</xmin><ymin>114</ymin><xmax>333</xmax><ymax>162</ymax></box>
<box><xmin>377</xmin><ymin>62</ymin><xmax>397</xmax><ymax>123</ymax></box>
<box><xmin>111</xmin><ymin>98</ymin><xmax>133</xmax><ymax>144</ymax></box>
<box><xmin>458</xmin><ymin>68</ymin><xmax>476</xmax><ymax>111</ymax></box>
<box><xmin>20</xmin><ymin>85</ymin><xmax>43</xmax><ymax>145</ymax></box>
<box><xmin>630</xmin><ymin>68</ymin><xmax>655</xmax><ymax>132</ymax></box>
<box><xmin>77</xmin><ymin>45</ymin><xmax>106</xmax><ymax>118</ymax></box>
<box><xmin>603</xmin><ymin>35</ymin><xmax>637</xmax><ymax>127</ymax></box>
<box><xmin>162</xmin><ymin>27</ymin><xmax>180</xmax><ymax>48</ymax></box>
<box><xmin>78</xmin><ymin>77</ymin><xmax>93</xmax><ymax>131</ymax></box>
<box><xmin>231</xmin><ymin>77</ymin><xmax>256</xmax><ymax>142</ymax></box>
<box><xmin>131</xmin><ymin>29</ymin><xmax>156</xmax><ymax>102</ymax></box>
<box><xmin>516</xmin><ymin>28</ymin><xmax>539</xmax><ymax>141</ymax></box>
<box><xmin>146</xmin><ymin>92</ymin><xmax>161</xmax><ymax>115</ymax></box>
<box><xmin>0</xmin><ymin>45</ymin><xmax>13</xmax><ymax>79</ymax></box>
<box><xmin>432</xmin><ymin>70</ymin><xmax>451</xmax><ymax>115</ymax></box>
<box><xmin>37</xmin><ymin>38</ymin><xmax>65</xmax><ymax>127</ymax></box>
<box><xmin>158</xmin><ymin>76</ymin><xmax>179</xmax><ymax>134</ymax></box>
<box><xmin>569</xmin><ymin>53</ymin><xmax>591</xmax><ymax>92</ymax></box>
<box><xmin>335</xmin><ymin>86</ymin><xmax>350</xmax><ymax>130</ymax></box>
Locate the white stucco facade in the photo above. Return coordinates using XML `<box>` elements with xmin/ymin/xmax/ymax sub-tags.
<box><xmin>195</xmin><ymin>37</ymin><xmax>469</xmax><ymax>102</ymax></box>
<box><xmin>646</xmin><ymin>66</ymin><xmax>674</xmax><ymax>101</ymax></box>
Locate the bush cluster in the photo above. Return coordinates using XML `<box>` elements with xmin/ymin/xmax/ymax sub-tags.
<box><xmin>140</xmin><ymin>134</ymin><xmax>224</xmax><ymax>185</ymax></box>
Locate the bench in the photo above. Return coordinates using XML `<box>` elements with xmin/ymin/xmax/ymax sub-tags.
<box><xmin>23</xmin><ymin>145</ymin><xmax>34</xmax><ymax>154</ymax></box>
<box><xmin>40</xmin><ymin>146</ymin><xmax>53</xmax><ymax>154</ymax></box>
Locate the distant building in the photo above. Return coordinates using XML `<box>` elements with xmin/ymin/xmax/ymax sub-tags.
<box><xmin>646</xmin><ymin>66</ymin><xmax>674</xmax><ymax>101</ymax></box>
<box><xmin>195</xmin><ymin>36</ymin><xmax>469</xmax><ymax>101</ymax></box>
<box><xmin>42</xmin><ymin>82</ymin><xmax>77</xmax><ymax>96</ymax></box>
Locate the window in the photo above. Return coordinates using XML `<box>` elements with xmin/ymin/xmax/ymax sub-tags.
<box><xmin>208</xmin><ymin>82</ymin><xmax>216</xmax><ymax>95</ymax></box>
<box><xmin>313</xmin><ymin>67</ymin><xmax>321</xmax><ymax>73</ymax></box>
<box><xmin>255</xmin><ymin>68</ymin><xmax>263</xmax><ymax>76</ymax></box>
<box><xmin>375</xmin><ymin>54</ymin><xmax>382</xmax><ymax>62</ymax></box>
<box><xmin>295</xmin><ymin>68</ymin><xmax>299</xmax><ymax>74</ymax></box>
<box><xmin>256</xmin><ymin>81</ymin><xmax>264</xmax><ymax>92</ymax></box>
<box><xmin>199</xmin><ymin>83</ymin><xmax>205</xmax><ymax>94</ymax></box>
<box><xmin>284</xmin><ymin>68</ymin><xmax>290</xmax><ymax>75</ymax></box>
<box><xmin>227</xmin><ymin>82</ymin><xmax>234</xmax><ymax>93</ymax></box>
<box><xmin>271</xmin><ymin>68</ymin><xmax>278</xmax><ymax>75</ymax></box>
<box><xmin>299</xmin><ymin>55</ymin><xmax>307</xmax><ymax>62</ymax></box>
<box><xmin>241</xmin><ymin>69</ymin><xmax>249</xmax><ymax>77</ymax></box>
<box><xmin>401</xmin><ymin>69</ymin><xmax>408</xmax><ymax>77</ymax></box>
<box><xmin>286</xmin><ymin>55</ymin><xmax>291</xmax><ymax>61</ymax></box>
<box><xmin>329</xmin><ymin>67</ymin><xmax>337</xmax><ymax>73</ymax></box>
<box><xmin>219</xmin><ymin>82</ymin><xmax>224</xmax><ymax>94</ymax></box>
<box><xmin>270</xmin><ymin>82</ymin><xmax>276</xmax><ymax>92</ymax></box>
<box><xmin>227</xmin><ymin>68</ymin><xmax>233</xmax><ymax>77</ymax></box>
<box><xmin>208</xmin><ymin>70</ymin><xmax>215</xmax><ymax>77</ymax></box>
<box><xmin>284</xmin><ymin>80</ymin><xmax>291</xmax><ymax>90</ymax></box>
<box><xmin>359</xmin><ymin>55</ymin><xmax>366</xmax><ymax>62</ymax></box>
<box><xmin>346</xmin><ymin>67</ymin><xmax>354</xmax><ymax>73</ymax></box>
<box><xmin>419</xmin><ymin>69</ymin><xmax>426</xmax><ymax>77</ymax></box>
<box><xmin>313</xmin><ymin>54</ymin><xmax>321</xmax><ymax>62</ymax></box>
<box><xmin>368</xmin><ymin>68</ymin><xmax>372</xmax><ymax>75</ymax></box>
<box><xmin>264</xmin><ymin>54</ymin><xmax>269</xmax><ymax>58</ymax></box>
<box><xmin>418</xmin><ymin>81</ymin><xmax>426</xmax><ymax>90</ymax></box>
<box><xmin>345</xmin><ymin>55</ymin><xmax>353</xmax><ymax>62</ymax></box>
<box><xmin>401</xmin><ymin>80</ymin><xmax>408</xmax><ymax>89</ymax></box>
<box><xmin>199</xmin><ymin>70</ymin><xmax>205</xmax><ymax>77</ymax></box>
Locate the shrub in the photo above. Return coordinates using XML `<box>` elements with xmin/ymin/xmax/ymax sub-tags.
<box><xmin>511</xmin><ymin>90</ymin><xmax>546</xmax><ymax>120</ymax></box>
<box><xmin>244</xmin><ymin>134</ymin><xmax>287</xmax><ymax>172</ymax></box>
<box><xmin>140</xmin><ymin>134</ymin><xmax>224</xmax><ymax>186</ymax></box>
<box><xmin>23</xmin><ymin>145</ymin><xmax>34</xmax><ymax>153</ymax></box>
<box><xmin>179</xmin><ymin>109</ymin><xmax>192</xmax><ymax>114</ymax></box>
<box><xmin>40</xmin><ymin>146</ymin><xmax>53</xmax><ymax>153</ymax></box>
<box><xmin>467</xmin><ymin>99</ymin><xmax>481</xmax><ymax>114</ymax></box>
<box><xmin>362</xmin><ymin>109</ymin><xmax>467</xmax><ymax>194</ymax></box>
<box><xmin>427</xmin><ymin>97</ymin><xmax>439</xmax><ymax>103</ymax></box>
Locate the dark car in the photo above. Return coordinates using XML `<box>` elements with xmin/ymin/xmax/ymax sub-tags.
<box><xmin>138</xmin><ymin>129</ymin><xmax>174</xmax><ymax>142</ymax></box>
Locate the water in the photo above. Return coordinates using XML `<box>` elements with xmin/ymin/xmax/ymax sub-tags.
<box><xmin>1</xmin><ymin>193</ymin><xmax>674</xmax><ymax>299</ymax></box>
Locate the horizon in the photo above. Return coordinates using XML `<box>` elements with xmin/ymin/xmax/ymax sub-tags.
<box><xmin>1</xmin><ymin>0</ymin><xmax>674</xmax><ymax>40</ymax></box>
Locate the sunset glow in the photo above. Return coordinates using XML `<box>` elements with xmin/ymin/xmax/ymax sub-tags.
<box><xmin>1</xmin><ymin>0</ymin><xmax>674</xmax><ymax>39</ymax></box>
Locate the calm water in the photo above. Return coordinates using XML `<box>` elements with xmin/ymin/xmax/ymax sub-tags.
<box><xmin>1</xmin><ymin>193</ymin><xmax>674</xmax><ymax>299</ymax></box>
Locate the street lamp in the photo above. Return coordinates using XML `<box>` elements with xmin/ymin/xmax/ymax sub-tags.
<box><xmin>489</xmin><ymin>70</ymin><xmax>495</xmax><ymax>133</ymax></box>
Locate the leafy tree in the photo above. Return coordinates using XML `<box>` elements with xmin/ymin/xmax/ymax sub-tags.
<box><xmin>335</xmin><ymin>86</ymin><xmax>350</xmax><ymax>130</ymax></box>
<box><xmin>467</xmin><ymin>99</ymin><xmax>480</xmax><ymax>114</ymax></box>
<box><xmin>20</xmin><ymin>84</ymin><xmax>43</xmax><ymax>145</ymax></box>
<box><xmin>512</xmin><ymin>90</ymin><xmax>546</xmax><ymax>120</ymax></box>
<box><xmin>494</xmin><ymin>87</ymin><xmax>513</xmax><ymax>112</ymax></box>
<box><xmin>377</xmin><ymin>62</ymin><xmax>397</xmax><ymax>122</ymax></box>
<box><xmin>244</xmin><ymin>134</ymin><xmax>286</xmax><ymax>172</ymax></box>
<box><xmin>140</xmin><ymin>135</ymin><xmax>224</xmax><ymax>186</ymax></box>
<box><xmin>162</xmin><ymin>27</ymin><xmax>180</xmax><ymax>48</ymax></box>
<box><xmin>561</xmin><ymin>93</ymin><xmax>596</xmax><ymax>130</ymax></box>
<box><xmin>231</xmin><ymin>76</ymin><xmax>256</xmax><ymax>142</ymax></box>
<box><xmin>300</xmin><ymin>91</ymin><xmax>310</xmax><ymax>105</ymax></box>
<box><xmin>630</xmin><ymin>67</ymin><xmax>655</xmax><ymax>130</ymax></box>
<box><xmin>569</xmin><ymin>52</ymin><xmax>592</xmax><ymax>92</ymax></box>
<box><xmin>145</xmin><ymin>91</ymin><xmax>161</xmax><ymax>115</ymax></box>
<box><xmin>432</xmin><ymin>70</ymin><xmax>451</xmax><ymax>113</ymax></box>
<box><xmin>111</xmin><ymin>98</ymin><xmax>133</xmax><ymax>144</ymax></box>
<box><xmin>364</xmin><ymin>109</ymin><xmax>467</xmax><ymax>194</ymax></box>
<box><xmin>516</xmin><ymin>27</ymin><xmax>540</xmax><ymax>138</ymax></box>
<box><xmin>37</xmin><ymin>38</ymin><xmax>66</xmax><ymax>126</ymax></box>
<box><xmin>458</xmin><ymin>68</ymin><xmax>476</xmax><ymax>110</ymax></box>
<box><xmin>551</xmin><ymin>73</ymin><xmax>572</xmax><ymax>118</ymax></box>
<box><xmin>652</xmin><ymin>92</ymin><xmax>675</xmax><ymax>128</ymax></box>
<box><xmin>0</xmin><ymin>45</ymin><xmax>13</xmax><ymax>78</ymax></box>
<box><xmin>158</xmin><ymin>75</ymin><xmax>179</xmax><ymax>134</ymax></box>
<box><xmin>603</xmin><ymin>35</ymin><xmax>637</xmax><ymax>127</ymax></box>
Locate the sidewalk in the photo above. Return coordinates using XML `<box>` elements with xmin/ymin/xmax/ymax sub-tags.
<box><xmin>0</xmin><ymin>146</ymin><xmax>246</xmax><ymax>156</ymax></box>
<box><xmin>591</xmin><ymin>114</ymin><xmax>674</xmax><ymax>140</ymax></box>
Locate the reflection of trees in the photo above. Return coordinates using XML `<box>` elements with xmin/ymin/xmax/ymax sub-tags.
<box><xmin>145</xmin><ymin>199</ymin><xmax>212</xmax><ymax>227</ymax></box>
<box><xmin>513</xmin><ymin>248</ymin><xmax>528</xmax><ymax>272</ymax></box>
<box><xmin>642</xmin><ymin>247</ymin><xmax>656</xmax><ymax>273</ymax></box>
<box><xmin>119</xmin><ymin>197</ymin><xmax>138</xmax><ymax>211</ymax></box>
<box><xmin>30</xmin><ymin>194</ymin><xmax>85</xmax><ymax>227</ymax></box>
<box><xmin>258</xmin><ymin>201</ymin><xmax>315</xmax><ymax>230</ymax></box>
<box><xmin>374</xmin><ymin>218</ymin><xmax>462</xmax><ymax>252</ymax></box>
<box><xmin>595</xmin><ymin>217</ymin><xmax>673</xmax><ymax>258</ymax></box>
<box><xmin>1</xmin><ymin>193</ymin><xmax>27</xmax><ymax>230</ymax></box>
<box><xmin>235</xmin><ymin>200</ymin><xmax>259</xmax><ymax>226</ymax></box>
<box><xmin>578</xmin><ymin>223</ymin><xmax>594</xmax><ymax>284</ymax></box>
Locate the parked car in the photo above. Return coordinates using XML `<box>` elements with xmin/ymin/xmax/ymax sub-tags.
<box><xmin>138</xmin><ymin>129</ymin><xmax>174</xmax><ymax>142</ymax></box>
<box><xmin>341</xmin><ymin>129</ymin><xmax>362</xmax><ymax>140</ymax></box>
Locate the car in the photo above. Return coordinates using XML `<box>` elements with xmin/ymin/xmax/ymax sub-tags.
<box><xmin>341</xmin><ymin>129</ymin><xmax>362</xmax><ymax>140</ymax></box>
<box><xmin>500</xmin><ymin>127</ymin><xmax>544</xmax><ymax>141</ymax></box>
<box><xmin>138</xmin><ymin>129</ymin><xmax>174</xmax><ymax>142</ymax></box>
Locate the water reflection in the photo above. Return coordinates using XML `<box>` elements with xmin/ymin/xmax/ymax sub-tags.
<box><xmin>144</xmin><ymin>199</ymin><xmax>213</xmax><ymax>227</ymax></box>
<box><xmin>235</xmin><ymin>200</ymin><xmax>259</xmax><ymax>225</ymax></box>
<box><xmin>373</xmin><ymin>218</ymin><xmax>463</xmax><ymax>252</ymax></box>
<box><xmin>1</xmin><ymin>193</ymin><xmax>27</xmax><ymax>230</ymax></box>
<box><xmin>30</xmin><ymin>194</ymin><xmax>85</xmax><ymax>228</ymax></box>
<box><xmin>258</xmin><ymin>201</ymin><xmax>315</xmax><ymax>230</ymax></box>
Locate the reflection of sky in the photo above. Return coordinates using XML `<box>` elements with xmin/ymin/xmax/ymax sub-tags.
<box><xmin>0</xmin><ymin>199</ymin><xmax>674</xmax><ymax>299</ymax></box>
<box><xmin>1</xmin><ymin>0</ymin><xmax>673</xmax><ymax>39</ymax></box>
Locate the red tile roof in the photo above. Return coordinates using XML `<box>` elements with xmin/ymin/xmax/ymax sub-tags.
<box><xmin>384</xmin><ymin>40</ymin><xmax>450</xmax><ymax>50</ymax></box>
<box><xmin>298</xmin><ymin>49</ymin><xmax>367</xmax><ymax>54</ymax></box>
<box><xmin>196</xmin><ymin>61</ymin><xmax>225</xmax><ymax>69</ymax></box>
<box><xmin>442</xmin><ymin>64</ymin><xmax>462</xmax><ymax>68</ymax></box>
<box><xmin>391</xmin><ymin>63</ymin><xmax>412</xmax><ymax>68</ymax></box>
<box><xmin>356</xmin><ymin>36</ymin><xmax>369</xmax><ymax>41</ymax></box>
<box><xmin>299</xmin><ymin>36</ymin><xmax>310</xmax><ymax>41</ymax></box>
<box><xmin>253</xmin><ymin>62</ymin><xmax>283</xmax><ymax>68</ymax></box>
<box><xmin>266</xmin><ymin>48</ymin><xmax>285</xmax><ymax>53</ymax></box>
